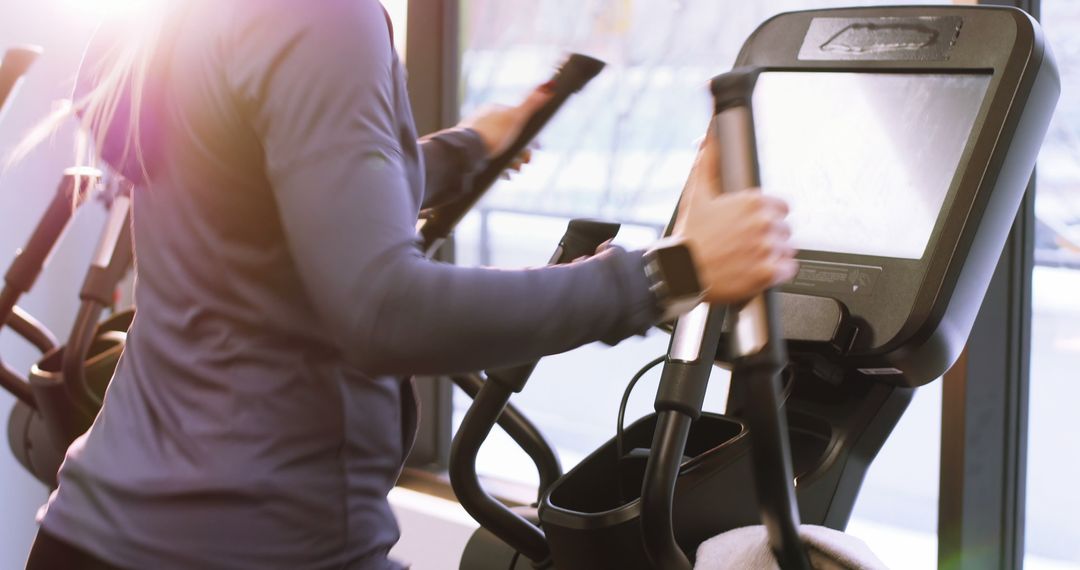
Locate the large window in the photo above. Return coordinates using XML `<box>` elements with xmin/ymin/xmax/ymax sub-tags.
<box><xmin>0</xmin><ymin>3</ymin><xmax>109</xmax><ymax>568</ymax></box>
<box><xmin>1026</xmin><ymin>1</ymin><xmax>1080</xmax><ymax>568</ymax></box>
<box><xmin>453</xmin><ymin>2</ymin><xmax>950</xmax><ymax>568</ymax></box>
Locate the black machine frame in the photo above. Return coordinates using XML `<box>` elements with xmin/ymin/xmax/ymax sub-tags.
<box><xmin>736</xmin><ymin>6</ymin><xmax>1055</xmax><ymax>387</ymax></box>
<box><xmin>401</xmin><ymin>2</ymin><xmax>1049</xmax><ymax>570</ymax></box>
<box><xmin>0</xmin><ymin>1</ymin><xmax>1046</xmax><ymax>569</ymax></box>
<box><xmin>938</xmin><ymin>1</ymin><xmax>1040</xmax><ymax>569</ymax></box>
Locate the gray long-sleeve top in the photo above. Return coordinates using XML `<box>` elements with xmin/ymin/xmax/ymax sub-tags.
<box><xmin>39</xmin><ymin>1</ymin><xmax>660</xmax><ymax>568</ymax></box>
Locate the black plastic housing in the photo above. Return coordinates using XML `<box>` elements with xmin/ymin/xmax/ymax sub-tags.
<box><xmin>734</xmin><ymin>6</ymin><xmax>1059</xmax><ymax>386</ymax></box>
<box><xmin>513</xmin><ymin>7</ymin><xmax>1058</xmax><ymax>570</ymax></box>
<box><xmin>534</xmin><ymin>376</ymin><xmax>912</xmax><ymax>569</ymax></box>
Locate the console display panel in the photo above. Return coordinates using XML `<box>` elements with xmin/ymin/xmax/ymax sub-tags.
<box><xmin>754</xmin><ymin>72</ymin><xmax>991</xmax><ymax>260</ymax></box>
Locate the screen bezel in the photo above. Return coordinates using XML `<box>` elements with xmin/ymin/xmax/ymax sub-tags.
<box><xmin>733</xmin><ymin>5</ymin><xmax>1034</xmax><ymax>363</ymax></box>
<box><xmin>754</xmin><ymin>65</ymin><xmax>997</xmax><ymax>353</ymax></box>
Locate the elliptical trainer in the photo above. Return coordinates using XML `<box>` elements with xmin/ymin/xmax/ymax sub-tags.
<box><xmin>452</xmin><ymin>5</ymin><xmax>1059</xmax><ymax>569</ymax></box>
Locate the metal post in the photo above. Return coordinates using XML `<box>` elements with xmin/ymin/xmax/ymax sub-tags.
<box><xmin>938</xmin><ymin>4</ymin><xmax>1038</xmax><ymax>565</ymax></box>
<box><xmin>404</xmin><ymin>0</ymin><xmax>461</xmax><ymax>469</ymax></box>
<box><xmin>939</xmin><ymin>215</ymin><xmax>1032</xmax><ymax>570</ymax></box>
<box><xmin>479</xmin><ymin>208</ymin><xmax>491</xmax><ymax>266</ymax></box>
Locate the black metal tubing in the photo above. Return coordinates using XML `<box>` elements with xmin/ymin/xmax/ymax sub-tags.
<box><xmin>0</xmin><ymin>286</ymin><xmax>17</xmax><ymax>328</ymax></box>
<box><xmin>0</xmin><ymin>288</ymin><xmax>31</xmax><ymax>407</ymax></box>
<box><xmin>0</xmin><ymin>302</ymin><xmax>53</xmax><ymax>420</ymax></box>
<box><xmin>734</xmin><ymin>346</ymin><xmax>809</xmax><ymax>570</ymax></box>
<box><xmin>450</xmin><ymin>373</ymin><xmax>562</xmax><ymax>500</ymax></box>
<box><xmin>61</xmin><ymin>200</ymin><xmax>132</xmax><ymax>415</ymax></box>
<box><xmin>449</xmin><ymin>219</ymin><xmax>618</xmax><ymax>562</ymax></box>
<box><xmin>450</xmin><ymin>380</ymin><xmax>551</xmax><ymax>564</ymax></box>
<box><xmin>639</xmin><ymin>302</ymin><xmax>727</xmax><ymax>570</ymax></box>
<box><xmin>639</xmin><ymin>410</ymin><xmax>693</xmax><ymax>570</ymax></box>
<box><xmin>0</xmin><ymin>359</ymin><xmax>33</xmax><ymax>407</ymax></box>
<box><xmin>8</xmin><ymin>306</ymin><xmax>57</xmax><ymax>354</ymax></box>
<box><xmin>61</xmin><ymin>302</ymin><xmax>105</xmax><ymax>414</ymax></box>
<box><xmin>710</xmin><ymin>67</ymin><xmax>809</xmax><ymax>569</ymax></box>
<box><xmin>938</xmin><ymin>2</ymin><xmax>1037</xmax><ymax>570</ymax></box>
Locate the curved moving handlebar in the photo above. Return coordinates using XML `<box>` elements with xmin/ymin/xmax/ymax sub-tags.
<box><xmin>450</xmin><ymin>218</ymin><xmax>620</xmax><ymax>565</ymax></box>
<box><xmin>418</xmin><ymin>53</ymin><xmax>606</xmax><ymax>256</ymax></box>
<box><xmin>9</xmin><ymin>307</ymin><xmax>57</xmax><ymax>354</ymax></box>
<box><xmin>450</xmin><ymin>372</ymin><xmax>562</xmax><ymax>500</ymax></box>
<box><xmin>430</xmin><ymin>53</ymin><xmax>607</xmax><ymax>566</ymax></box>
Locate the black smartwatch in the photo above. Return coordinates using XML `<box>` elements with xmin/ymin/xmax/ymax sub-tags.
<box><xmin>643</xmin><ymin>237</ymin><xmax>705</xmax><ymax>322</ymax></box>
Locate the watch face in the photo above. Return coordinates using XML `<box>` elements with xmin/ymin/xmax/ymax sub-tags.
<box><xmin>657</xmin><ymin>245</ymin><xmax>702</xmax><ymax>298</ymax></box>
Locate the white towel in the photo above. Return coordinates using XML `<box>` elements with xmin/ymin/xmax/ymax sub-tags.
<box><xmin>694</xmin><ymin>525</ymin><xmax>889</xmax><ymax>570</ymax></box>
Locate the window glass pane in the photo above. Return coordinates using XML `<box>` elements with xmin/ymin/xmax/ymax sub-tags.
<box><xmin>1027</xmin><ymin>1</ymin><xmax>1080</xmax><ymax>568</ymax></box>
<box><xmin>383</xmin><ymin>0</ymin><xmax>408</xmax><ymax>58</ymax></box>
<box><xmin>456</xmin><ymin>2</ymin><xmax>943</xmax><ymax>568</ymax></box>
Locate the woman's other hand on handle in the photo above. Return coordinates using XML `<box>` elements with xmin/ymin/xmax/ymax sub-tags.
<box><xmin>459</xmin><ymin>87</ymin><xmax>551</xmax><ymax>168</ymax></box>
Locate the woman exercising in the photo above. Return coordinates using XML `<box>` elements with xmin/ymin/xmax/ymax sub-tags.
<box><xmin>25</xmin><ymin>1</ymin><xmax>796</xmax><ymax>568</ymax></box>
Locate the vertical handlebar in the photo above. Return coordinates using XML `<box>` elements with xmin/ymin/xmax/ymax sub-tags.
<box><xmin>710</xmin><ymin>67</ymin><xmax>809</xmax><ymax>570</ymax></box>
<box><xmin>63</xmin><ymin>189</ymin><xmax>132</xmax><ymax>415</ymax></box>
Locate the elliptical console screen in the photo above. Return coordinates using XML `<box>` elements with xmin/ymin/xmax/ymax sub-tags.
<box><xmin>754</xmin><ymin>72</ymin><xmax>991</xmax><ymax>260</ymax></box>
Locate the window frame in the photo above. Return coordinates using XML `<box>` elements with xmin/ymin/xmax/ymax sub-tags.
<box><xmin>402</xmin><ymin>0</ymin><xmax>462</xmax><ymax>470</ymax></box>
<box><xmin>938</xmin><ymin>2</ymin><xmax>1038</xmax><ymax>569</ymax></box>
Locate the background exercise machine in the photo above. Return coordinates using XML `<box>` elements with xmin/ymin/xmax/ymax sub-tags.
<box><xmin>4</xmin><ymin>168</ymin><xmax>132</xmax><ymax>488</ymax></box>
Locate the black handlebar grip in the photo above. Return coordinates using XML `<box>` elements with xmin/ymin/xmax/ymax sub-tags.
<box><xmin>550</xmin><ymin>218</ymin><xmax>621</xmax><ymax>265</ymax></box>
<box><xmin>472</xmin><ymin>53</ymin><xmax>605</xmax><ymax>196</ymax></box>
<box><xmin>710</xmin><ymin>68</ymin><xmax>760</xmax><ymax>114</ymax></box>
<box><xmin>419</xmin><ymin>54</ymin><xmax>606</xmax><ymax>255</ymax></box>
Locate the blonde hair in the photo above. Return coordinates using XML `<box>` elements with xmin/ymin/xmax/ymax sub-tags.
<box><xmin>11</xmin><ymin>2</ymin><xmax>174</xmax><ymax>183</ymax></box>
